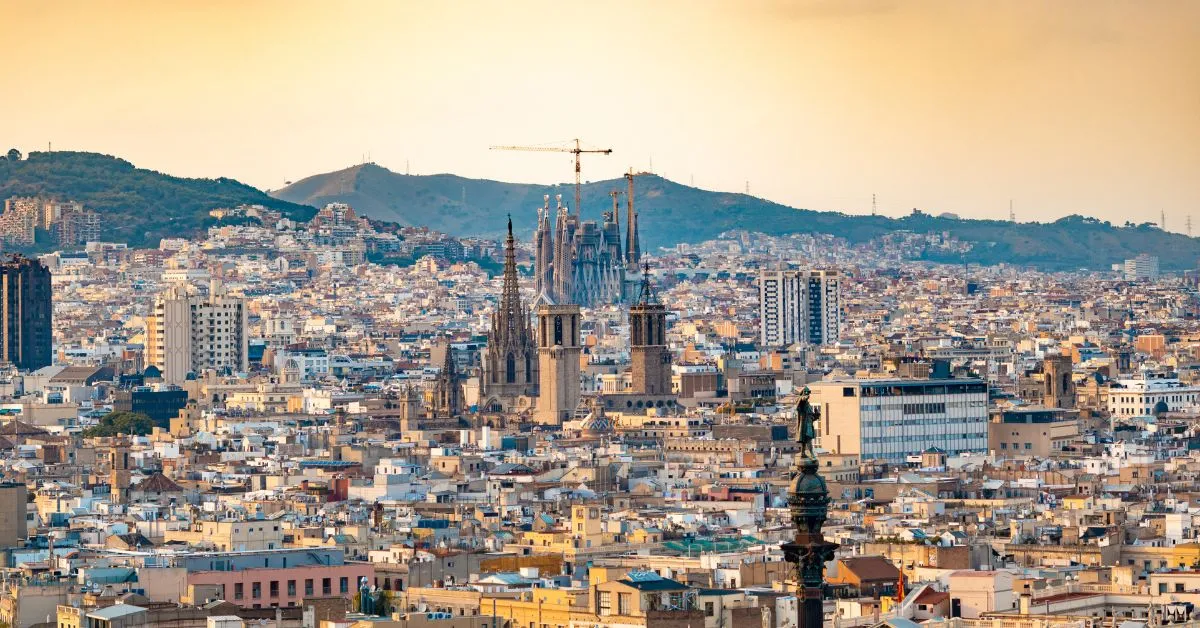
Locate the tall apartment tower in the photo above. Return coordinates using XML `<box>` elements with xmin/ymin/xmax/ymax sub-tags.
<box><xmin>536</xmin><ymin>303</ymin><xmax>582</xmax><ymax>426</ymax></box>
<box><xmin>630</xmin><ymin>271</ymin><xmax>671</xmax><ymax>395</ymax></box>
<box><xmin>758</xmin><ymin>269</ymin><xmax>841</xmax><ymax>347</ymax></box>
<box><xmin>0</xmin><ymin>255</ymin><xmax>52</xmax><ymax>370</ymax></box>
<box><xmin>146</xmin><ymin>280</ymin><xmax>248</xmax><ymax>384</ymax></box>
<box><xmin>1043</xmin><ymin>354</ymin><xmax>1076</xmax><ymax>409</ymax></box>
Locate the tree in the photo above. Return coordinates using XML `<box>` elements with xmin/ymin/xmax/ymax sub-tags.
<box><xmin>6</xmin><ymin>149</ymin><xmax>19</xmax><ymax>162</ymax></box>
<box><xmin>83</xmin><ymin>411</ymin><xmax>155</xmax><ymax>437</ymax></box>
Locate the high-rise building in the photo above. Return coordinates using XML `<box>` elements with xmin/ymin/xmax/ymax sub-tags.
<box><xmin>536</xmin><ymin>303</ymin><xmax>581</xmax><ymax>425</ymax></box>
<box><xmin>629</xmin><ymin>271</ymin><xmax>671</xmax><ymax>395</ymax></box>
<box><xmin>480</xmin><ymin>218</ymin><xmax>538</xmax><ymax>412</ymax></box>
<box><xmin>146</xmin><ymin>280</ymin><xmax>248</xmax><ymax>384</ymax></box>
<box><xmin>1124</xmin><ymin>254</ymin><xmax>1160</xmax><ymax>281</ymax></box>
<box><xmin>758</xmin><ymin>269</ymin><xmax>841</xmax><ymax>347</ymax></box>
<box><xmin>809</xmin><ymin>378</ymin><xmax>989</xmax><ymax>463</ymax></box>
<box><xmin>0</xmin><ymin>255</ymin><xmax>53</xmax><ymax>370</ymax></box>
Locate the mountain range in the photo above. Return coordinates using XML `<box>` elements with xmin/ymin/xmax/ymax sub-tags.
<box><xmin>0</xmin><ymin>150</ymin><xmax>1193</xmax><ymax>271</ymax></box>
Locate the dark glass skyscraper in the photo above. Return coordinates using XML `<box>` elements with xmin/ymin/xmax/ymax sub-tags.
<box><xmin>0</xmin><ymin>255</ymin><xmax>52</xmax><ymax>370</ymax></box>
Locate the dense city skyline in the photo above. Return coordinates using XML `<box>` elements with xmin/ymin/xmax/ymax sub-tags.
<box><xmin>3</xmin><ymin>1</ymin><xmax>1198</xmax><ymax>229</ymax></box>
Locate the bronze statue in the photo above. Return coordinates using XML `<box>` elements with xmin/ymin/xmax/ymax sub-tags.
<box><xmin>796</xmin><ymin>386</ymin><xmax>819</xmax><ymax>459</ymax></box>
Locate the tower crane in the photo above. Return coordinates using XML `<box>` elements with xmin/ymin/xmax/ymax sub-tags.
<box><xmin>490</xmin><ymin>139</ymin><xmax>612</xmax><ymax>218</ymax></box>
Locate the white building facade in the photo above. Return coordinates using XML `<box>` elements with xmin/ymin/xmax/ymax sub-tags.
<box><xmin>1108</xmin><ymin>377</ymin><xmax>1200</xmax><ymax>417</ymax></box>
<box><xmin>809</xmin><ymin>378</ymin><xmax>989</xmax><ymax>463</ymax></box>
<box><xmin>758</xmin><ymin>269</ymin><xmax>841</xmax><ymax>347</ymax></box>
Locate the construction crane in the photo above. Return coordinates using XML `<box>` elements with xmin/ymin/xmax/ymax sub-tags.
<box><xmin>490</xmin><ymin>139</ymin><xmax>612</xmax><ymax>218</ymax></box>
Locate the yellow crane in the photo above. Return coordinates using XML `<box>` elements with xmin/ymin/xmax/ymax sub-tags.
<box><xmin>490</xmin><ymin>139</ymin><xmax>612</xmax><ymax>218</ymax></box>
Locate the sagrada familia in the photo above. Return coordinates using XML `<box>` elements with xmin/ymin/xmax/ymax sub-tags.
<box><xmin>533</xmin><ymin>191</ymin><xmax>641</xmax><ymax>307</ymax></box>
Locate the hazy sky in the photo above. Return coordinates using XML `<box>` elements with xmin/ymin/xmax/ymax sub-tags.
<box><xmin>3</xmin><ymin>1</ymin><xmax>1198</xmax><ymax>227</ymax></box>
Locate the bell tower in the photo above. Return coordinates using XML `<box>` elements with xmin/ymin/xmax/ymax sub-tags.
<box><xmin>536</xmin><ymin>303</ymin><xmax>581</xmax><ymax>426</ymax></box>
<box><xmin>629</xmin><ymin>265</ymin><xmax>671</xmax><ymax>395</ymax></box>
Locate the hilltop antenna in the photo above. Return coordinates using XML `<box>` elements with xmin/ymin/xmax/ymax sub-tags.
<box><xmin>1009</xmin><ymin>200</ymin><xmax>1015</xmax><ymax>223</ymax></box>
<box><xmin>1161</xmin><ymin>209</ymin><xmax>1166</xmax><ymax>231</ymax></box>
<box><xmin>406</xmin><ymin>160</ymin><xmax>410</xmax><ymax>175</ymax></box>
<box><xmin>872</xmin><ymin>193</ymin><xmax>878</xmax><ymax>216</ymax></box>
<box><xmin>745</xmin><ymin>181</ymin><xmax>750</xmax><ymax>195</ymax></box>
<box><xmin>1188</xmin><ymin>215</ymin><xmax>1192</xmax><ymax>237</ymax></box>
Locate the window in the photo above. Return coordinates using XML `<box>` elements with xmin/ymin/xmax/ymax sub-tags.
<box><xmin>340</xmin><ymin>577</ymin><xmax>349</xmax><ymax>594</ymax></box>
<box><xmin>598</xmin><ymin>591</ymin><xmax>612</xmax><ymax>615</ymax></box>
<box><xmin>288</xmin><ymin>580</ymin><xmax>296</xmax><ymax>597</ymax></box>
<box><xmin>323</xmin><ymin>578</ymin><xmax>332</xmax><ymax>595</ymax></box>
<box><xmin>270</xmin><ymin>581</ymin><xmax>279</xmax><ymax>598</ymax></box>
<box><xmin>252</xmin><ymin>582</ymin><xmax>261</xmax><ymax>599</ymax></box>
<box><xmin>618</xmin><ymin>592</ymin><xmax>631</xmax><ymax>615</ymax></box>
<box><xmin>234</xmin><ymin>583</ymin><xmax>244</xmax><ymax>600</ymax></box>
<box><xmin>705</xmin><ymin>602</ymin><xmax>715</xmax><ymax>617</ymax></box>
<box><xmin>305</xmin><ymin>579</ymin><xmax>314</xmax><ymax>596</ymax></box>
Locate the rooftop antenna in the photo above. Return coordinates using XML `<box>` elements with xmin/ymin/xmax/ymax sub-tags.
<box><xmin>872</xmin><ymin>193</ymin><xmax>878</xmax><ymax>217</ymax></box>
<box><xmin>1009</xmin><ymin>200</ymin><xmax>1015</xmax><ymax>223</ymax></box>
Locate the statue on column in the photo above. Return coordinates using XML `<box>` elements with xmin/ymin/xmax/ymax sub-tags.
<box><xmin>795</xmin><ymin>386</ymin><xmax>819</xmax><ymax>459</ymax></box>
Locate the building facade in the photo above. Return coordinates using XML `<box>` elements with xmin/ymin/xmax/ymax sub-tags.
<box><xmin>0</xmin><ymin>255</ymin><xmax>53</xmax><ymax>370</ymax></box>
<box><xmin>146</xmin><ymin>280</ymin><xmax>248</xmax><ymax>384</ymax></box>
<box><xmin>809</xmin><ymin>378</ymin><xmax>989</xmax><ymax>463</ymax></box>
<box><xmin>758</xmin><ymin>269</ymin><xmax>841</xmax><ymax>347</ymax></box>
<box><xmin>1108</xmin><ymin>376</ymin><xmax>1200</xmax><ymax>417</ymax></box>
<box><xmin>1125</xmin><ymin>254</ymin><xmax>1160</xmax><ymax>281</ymax></box>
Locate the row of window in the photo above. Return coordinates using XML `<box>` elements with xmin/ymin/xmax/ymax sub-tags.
<box><xmin>232</xmin><ymin>576</ymin><xmax>348</xmax><ymax>600</ymax></box>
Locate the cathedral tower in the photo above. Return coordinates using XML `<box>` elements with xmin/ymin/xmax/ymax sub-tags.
<box><xmin>536</xmin><ymin>303</ymin><xmax>581</xmax><ymax>426</ymax></box>
<box><xmin>629</xmin><ymin>267</ymin><xmax>671</xmax><ymax>395</ymax></box>
<box><xmin>481</xmin><ymin>218</ymin><xmax>538</xmax><ymax>411</ymax></box>
<box><xmin>433</xmin><ymin>341</ymin><xmax>461</xmax><ymax>418</ymax></box>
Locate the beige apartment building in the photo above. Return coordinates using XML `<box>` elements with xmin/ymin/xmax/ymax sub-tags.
<box><xmin>988</xmin><ymin>407</ymin><xmax>1080</xmax><ymax>457</ymax></box>
<box><xmin>146</xmin><ymin>280</ymin><xmax>248</xmax><ymax>384</ymax></box>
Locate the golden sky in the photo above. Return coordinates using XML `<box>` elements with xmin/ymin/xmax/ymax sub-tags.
<box><xmin>3</xmin><ymin>1</ymin><xmax>1197</xmax><ymax>227</ymax></box>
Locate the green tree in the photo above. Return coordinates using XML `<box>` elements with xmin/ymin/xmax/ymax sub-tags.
<box><xmin>6</xmin><ymin>149</ymin><xmax>19</xmax><ymax>162</ymax></box>
<box><xmin>83</xmin><ymin>411</ymin><xmax>155</xmax><ymax>437</ymax></box>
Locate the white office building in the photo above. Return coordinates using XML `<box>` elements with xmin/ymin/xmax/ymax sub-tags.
<box><xmin>809</xmin><ymin>378</ymin><xmax>990</xmax><ymax>463</ymax></box>
<box><xmin>758</xmin><ymin>269</ymin><xmax>841</xmax><ymax>347</ymax></box>
<box><xmin>146</xmin><ymin>280</ymin><xmax>248</xmax><ymax>384</ymax></box>
<box><xmin>1124</xmin><ymin>254</ymin><xmax>1160</xmax><ymax>281</ymax></box>
<box><xmin>1108</xmin><ymin>376</ymin><xmax>1200</xmax><ymax>417</ymax></box>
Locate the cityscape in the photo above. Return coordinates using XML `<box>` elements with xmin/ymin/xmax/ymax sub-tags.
<box><xmin>1</xmin><ymin>3</ymin><xmax>1199</xmax><ymax>628</ymax></box>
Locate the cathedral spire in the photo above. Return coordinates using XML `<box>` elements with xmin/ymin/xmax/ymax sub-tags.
<box><xmin>636</xmin><ymin>261</ymin><xmax>657</xmax><ymax>305</ymax></box>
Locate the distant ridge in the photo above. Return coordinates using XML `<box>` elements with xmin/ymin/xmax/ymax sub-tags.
<box><xmin>274</xmin><ymin>163</ymin><xmax>1200</xmax><ymax>271</ymax></box>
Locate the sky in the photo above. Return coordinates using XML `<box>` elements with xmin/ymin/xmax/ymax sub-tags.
<box><xmin>2</xmin><ymin>1</ymin><xmax>1198</xmax><ymax>228</ymax></box>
